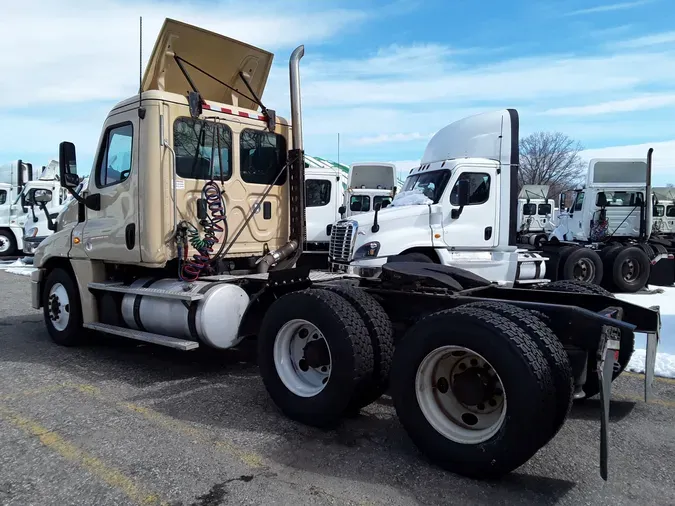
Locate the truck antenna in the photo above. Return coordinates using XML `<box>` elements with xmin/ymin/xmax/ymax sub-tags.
<box><xmin>337</xmin><ymin>133</ymin><xmax>340</xmax><ymax>168</ymax></box>
<box><xmin>138</xmin><ymin>16</ymin><xmax>143</xmax><ymax>94</ymax></box>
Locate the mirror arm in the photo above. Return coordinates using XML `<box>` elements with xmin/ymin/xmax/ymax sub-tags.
<box><xmin>65</xmin><ymin>187</ymin><xmax>100</xmax><ymax>211</ymax></box>
<box><xmin>451</xmin><ymin>205</ymin><xmax>465</xmax><ymax>219</ymax></box>
<box><xmin>38</xmin><ymin>202</ymin><xmax>57</xmax><ymax>232</ymax></box>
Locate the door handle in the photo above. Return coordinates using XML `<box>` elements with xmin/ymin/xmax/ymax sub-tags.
<box><xmin>484</xmin><ymin>226</ymin><xmax>492</xmax><ymax>240</ymax></box>
<box><xmin>125</xmin><ymin>223</ymin><xmax>136</xmax><ymax>250</ymax></box>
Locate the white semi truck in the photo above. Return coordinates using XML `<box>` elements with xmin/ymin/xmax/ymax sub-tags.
<box><xmin>0</xmin><ymin>174</ymin><xmax>66</xmax><ymax>256</ymax></box>
<box><xmin>515</xmin><ymin>184</ymin><xmax>557</xmax><ymax>247</ymax></box>
<box><xmin>542</xmin><ymin>156</ymin><xmax>675</xmax><ymax>292</ymax></box>
<box><xmin>29</xmin><ymin>18</ymin><xmax>660</xmax><ymax>481</ymax></box>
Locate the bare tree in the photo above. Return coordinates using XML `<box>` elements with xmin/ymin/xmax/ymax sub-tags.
<box><xmin>518</xmin><ymin>132</ymin><xmax>586</xmax><ymax>201</ymax></box>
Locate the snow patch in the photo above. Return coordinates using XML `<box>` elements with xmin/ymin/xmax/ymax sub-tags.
<box><xmin>626</xmin><ymin>349</ymin><xmax>675</xmax><ymax>379</ymax></box>
<box><xmin>0</xmin><ymin>258</ymin><xmax>36</xmax><ymax>277</ymax></box>
<box><xmin>390</xmin><ymin>189</ymin><xmax>433</xmax><ymax>207</ymax></box>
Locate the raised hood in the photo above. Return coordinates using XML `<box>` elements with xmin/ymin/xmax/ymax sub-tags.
<box><xmin>348</xmin><ymin>163</ymin><xmax>397</xmax><ymax>190</ymax></box>
<box><xmin>142</xmin><ymin>18</ymin><xmax>274</xmax><ymax>110</ymax></box>
<box><xmin>519</xmin><ymin>184</ymin><xmax>550</xmax><ymax>200</ymax></box>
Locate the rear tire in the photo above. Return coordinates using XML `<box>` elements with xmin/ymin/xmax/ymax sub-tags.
<box><xmin>318</xmin><ymin>285</ymin><xmax>394</xmax><ymax>411</ymax></box>
<box><xmin>42</xmin><ymin>267</ymin><xmax>86</xmax><ymax>346</ymax></box>
<box><xmin>530</xmin><ymin>279</ymin><xmax>632</xmax><ymax>399</ymax></box>
<box><xmin>607</xmin><ymin>246</ymin><xmax>650</xmax><ymax>293</ymax></box>
<box><xmin>560</xmin><ymin>248</ymin><xmax>603</xmax><ymax>284</ymax></box>
<box><xmin>458</xmin><ymin>301</ymin><xmax>573</xmax><ymax>446</ymax></box>
<box><xmin>257</xmin><ymin>289</ymin><xmax>374</xmax><ymax>427</ymax></box>
<box><xmin>390</xmin><ymin>306</ymin><xmax>556</xmax><ymax>479</ymax></box>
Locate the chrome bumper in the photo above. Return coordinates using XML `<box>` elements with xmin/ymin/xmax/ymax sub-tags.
<box><xmin>330</xmin><ymin>262</ymin><xmax>382</xmax><ymax>278</ymax></box>
<box><xmin>30</xmin><ymin>269</ymin><xmax>44</xmax><ymax>309</ymax></box>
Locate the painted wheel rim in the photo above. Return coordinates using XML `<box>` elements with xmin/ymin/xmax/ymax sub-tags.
<box><xmin>573</xmin><ymin>258</ymin><xmax>595</xmax><ymax>282</ymax></box>
<box><xmin>47</xmin><ymin>283</ymin><xmax>71</xmax><ymax>332</ymax></box>
<box><xmin>416</xmin><ymin>345</ymin><xmax>507</xmax><ymax>444</ymax></box>
<box><xmin>0</xmin><ymin>236</ymin><xmax>10</xmax><ymax>253</ymax></box>
<box><xmin>273</xmin><ymin>319</ymin><xmax>332</xmax><ymax>397</ymax></box>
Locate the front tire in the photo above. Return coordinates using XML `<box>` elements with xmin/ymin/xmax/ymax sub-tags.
<box><xmin>42</xmin><ymin>267</ymin><xmax>85</xmax><ymax>346</ymax></box>
<box><xmin>0</xmin><ymin>230</ymin><xmax>17</xmax><ymax>257</ymax></box>
<box><xmin>390</xmin><ymin>306</ymin><xmax>556</xmax><ymax>479</ymax></box>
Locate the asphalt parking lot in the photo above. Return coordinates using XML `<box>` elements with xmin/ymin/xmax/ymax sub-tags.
<box><xmin>1</xmin><ymin>270</ymin><xmax>674</xmax><ymax>506</ymax></box>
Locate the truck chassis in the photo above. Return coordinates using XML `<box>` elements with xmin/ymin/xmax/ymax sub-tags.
<box><xmin>32</xmin><ymin>260</ymin><xmax>660</xmax><ymax>481</ymax></box>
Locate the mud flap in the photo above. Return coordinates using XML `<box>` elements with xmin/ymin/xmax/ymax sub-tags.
<box><xmin>645</xmin><ymin>305</ymin><xmax>661</xmax><ymax>402</ymax></box>
<box><xmin>597</xmin><ymin>325</ymin><xmax>621</xmax><ymax>481</ymax></box>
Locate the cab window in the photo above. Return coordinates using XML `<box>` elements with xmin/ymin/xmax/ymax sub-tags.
<box><xmin>538</xmin><ymin>203</ymin><xmax>552</xmax><ymax>215</ymax></box>
<box><xmin>450</xmin><ymin>172</ymin><xmax>491</xmax><ymax>206</ymax></box>
<box><xmin>572</xmin><ymin>192</ymin><xmax>585</xmax><ymax>213</ymax></box>
<box><xmin>240</xmin><ymin>129</ymin><xmax>287</xmax><ymax>185</ymax></box>
<box><xmin>523</xmin><ymin>203</ymin><xmax>536</xmax><ymax>215</ymax></box>
<box><xmin>174</xmin><ymin>118</ymin><xmax>232</xmax><ymax>181</ymax></box>
<box><xmin>654</xmin><ymin>205</ymin><xmax>665</xmax><ymax>217</ymax></box>
<box><xmin>306</xmin><ymin>179</ymin><xmax>332</xmax><ymax>207</ymax></box>
<box><xmin>667</xmin><ymin>206</ymin><xmax>675</xmax><ymax>218</ymax></box>
<box><xmin>0</xmin><ymin>189</ymin><xmax>5</xmax><ymax>205</ymax></box>
<box><xmin>350</xmin><ymin>195</ymin><xmax>370</xmax><ymax>212</ymax></box>
<box><xmin>374</xmin><ymin>195</ymin><xmax>392</xmax><ymax>208</ymax></box>
<box><xmin>95</xmin><ymin>123</ymin><xmax>134</xmax><ymax>188</ymax></box>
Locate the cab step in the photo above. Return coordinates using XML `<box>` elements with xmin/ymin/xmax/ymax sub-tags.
<box><xmin>83</xmin><ymin>322</ymin><xmax>199</xmax><ymax>351</ymax></box>
<box><xmin>88</xmin><ymin>281</ymin><xmax>205</xmax><ymax>301</ymax></box>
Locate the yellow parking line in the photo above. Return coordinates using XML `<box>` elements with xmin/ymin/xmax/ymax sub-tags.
<box><xmin>0</xmin><ymin>404</ymin><xmax>168</xmax><ymax>506</ymax></box>
<box><xmin>66</xmin><ymin>383</ymin><xmax>265</xmax><ymax>469</ymax></box>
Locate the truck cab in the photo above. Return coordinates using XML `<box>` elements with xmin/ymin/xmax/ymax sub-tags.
<box><xmin>304</xmin><ymin>154</ymin><xmax>347</xmax><ymax>251</ymax></box>
<box><xmin>652</xmin><ymin>186</ymin><xmax>675</xmax><ymax>237</ymax></box>
<box><xmin>328</xmin><ymin>109</ymin><xmax>547</xmax><ymax>285</ymax></box>
<box><xmin>340</xmin><ymin>162</ymin><xmax>398</xmax><ymax>218</ymax></box>
<box><xmin>0</xmin><ymin>177</ymin><xmax>63</xmax><ymax>256</ymax></box>
<box><xmin>549</xmin><ymin>158</ymin><xmax>650</xmax><ymax>243</ymax></box>
<box><xmin>516</xmin><ymin>184</ymin><xmax>557</xmax><ymax>246</ymax></box>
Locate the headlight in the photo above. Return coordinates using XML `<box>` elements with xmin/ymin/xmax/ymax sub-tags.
<box><xmin>353</xmin><ymin>241</ymin><xmax>380</xmax><ymax>259</ymax></box>
<box><xmin>25</xmin><ymin>227</ymin><xmax>38</xmax><ymax>238</ymax></box>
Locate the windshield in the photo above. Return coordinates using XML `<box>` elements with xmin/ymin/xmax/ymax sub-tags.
<box><xmin>654</xmin><ymin>205</ymin><xmax>665</xmax><ymax>217</ymax></box>
<box><xmin>401</xmin><ymin>169</ymin><xmax>450</xmax><ymax>203</ymax></box>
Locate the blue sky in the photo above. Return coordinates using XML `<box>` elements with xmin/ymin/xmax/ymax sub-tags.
<box><xmin>2</xmin><ymin>0</ymin><xmax>675</xmax><ymax>183</ymax></box>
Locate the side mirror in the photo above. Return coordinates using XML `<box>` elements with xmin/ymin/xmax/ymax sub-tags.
<box><xmin>34</xmin><ymin>190</ymin><xmax>52</xmax><ymax>205</ymax></box>
<box><xmin>451</xmin><ymin>178</ymin><xmax>470</xmax><ymax>219</ymax></box>
<box><xmin>338</xmin><ymin>205</ymin><xmax>346</xmax><ymax>215</ymax></box>
<box><xmin>59</xmin><ymin>141</ymin><xmax>80</xmax><ymax>189</ymax></box>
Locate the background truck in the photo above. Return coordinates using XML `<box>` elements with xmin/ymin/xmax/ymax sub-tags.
<box><xmin>339</xmin><ymin>162</ymin><xmax>399</xmax><ymax>217</ymax></box>
<box><xmin>0</xmin><ymin>175</ymin><xmax>66</xmax><ymax>256</ymax></box>
<box><xmin>541</xmin><ymin>155</ymin><xmax>675</xmax><ymax>292</ymax></box>
<box><xmin>29</xmin><ymin>18</ymin><xmax>660</xmax><ymax>481</ymax></box>
<box><xmin>328</xmin><ymin>110</ymin><xmax>550</xmax><ymax>286</ymax></box>
<box><xmin>651</xmin><ymin>186</ymin><xmax>675</xmax><ymax>238</ymax></box>
<box><xmin>515</xmin><ymin>184</ymin><xmax>557</xmax><ymax>247</ymax></box>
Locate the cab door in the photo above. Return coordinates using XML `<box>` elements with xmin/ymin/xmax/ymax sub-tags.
<box><xmin>442</xmin><ymin>165</ymin><xmax>499</xmax><ymax>249</ymax></box>
<box><xmin>81</xmin><ymin>109</ymin><xmax>141</xmax><ymax>262</ymax></box>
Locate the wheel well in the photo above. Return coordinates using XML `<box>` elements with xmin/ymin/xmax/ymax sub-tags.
<box><xmin>399</xmin><ymin>247</ymin><xmax>439</xmax><ymax>262</ymax></box>
<box><xmin>37</xmin><ymin>257</ymin><xmax>75</xmax><ymax>305</ymax></box>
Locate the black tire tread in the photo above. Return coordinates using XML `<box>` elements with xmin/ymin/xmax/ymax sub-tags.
<box><xmin>393</xmin><ymin>306</ymin><xmax>556</xmax><ymax>478</ymax></box>
<box><xmin>458</xmin><ymin>301</ymin><xmax>573</xmax><ymax>445</ymax></box>
<box><xmin>318</xmin><ymin>285</ymin><xmax>394</xmax><ymax>410</ymax></box>
<box><xmin>532</xmin><ymin>279</ymin><xmax>615</xmax><ymax>297</ymax></box>
<box><xmin>257</xmin><ymin>288</ymin><xmax>374</xmax><ymax>427</ymax></box>
<box><xmin>42</xmin><ymin>267</ymin><xmax>85</xmax><ymax>346</ymax></box>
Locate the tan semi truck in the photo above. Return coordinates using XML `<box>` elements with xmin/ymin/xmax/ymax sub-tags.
<box><xmin>30</xmin><ymin>19</ymin><xmax>660</xmax><ymax>481</ymax></box>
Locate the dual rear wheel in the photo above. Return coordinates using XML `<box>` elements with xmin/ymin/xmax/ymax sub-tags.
<box><xmin>258</xmin><ymin>288</ymin><xmax>572</xmax><ymax>479</ymax></box>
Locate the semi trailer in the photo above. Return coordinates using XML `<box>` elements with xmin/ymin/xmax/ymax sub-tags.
<box><xmin>29</xmin><ymin>18</ymin><xmax>660</xmax><ymax>481</ymax></box>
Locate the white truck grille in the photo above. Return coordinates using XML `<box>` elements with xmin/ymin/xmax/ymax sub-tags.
<box><xmin>329</xmin><ymin>220</ymin><xmax>357</xmax><ymax>262</ymax></box>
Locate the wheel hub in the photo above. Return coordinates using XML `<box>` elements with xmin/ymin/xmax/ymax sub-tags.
<box><xmin>451</xmin><ymin>367</ymin><xmax>498</xmax><ymax>406</ymax></box>
<box><xmin>48</xmin><ymin>293</ymin><xmax>61</xmax><ymax>321</ymax></box>
<box><xmin>303</xmin><ymin>338</ymin><xmax>330</xmax><ymax>369</ymax></box>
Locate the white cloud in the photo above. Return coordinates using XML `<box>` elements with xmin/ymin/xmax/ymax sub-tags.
<box><xmin>612</xmin><ymin>31</ymin><xmax>675</xmax><ymax>49</ymax></box>
<box><xmin>353</xmin><ymin>132</ymin><xmax>432</xmax><ymax>146</ymax></box>
<box><xmin>1</xmin><ymin>0</ymin><xmax>369</xmax><ymax>107</ymax></box>
<box><xmin>565</xmin><ymin>0</ymin><xmax>656</xmax><ymax>16</ymax></box>
<box><xmin>541</xmin><ymin>94</ymin><xmax>675</xmax><ymax>116</ymax></box>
